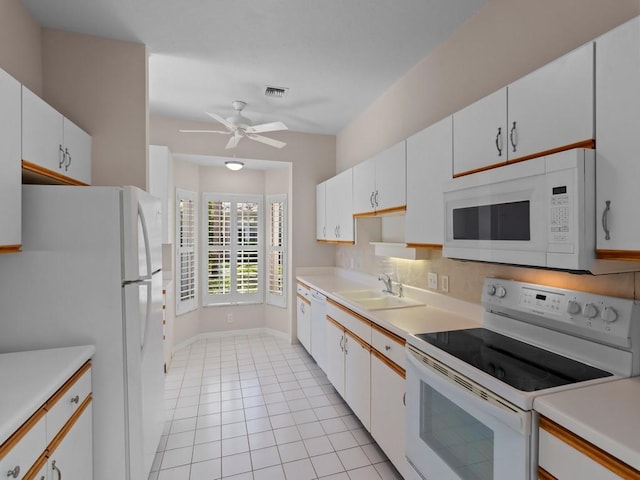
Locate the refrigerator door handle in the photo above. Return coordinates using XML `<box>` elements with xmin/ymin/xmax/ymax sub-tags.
<box><xmin>138</xmin><ymin>203</ymin><xmax>153</xmax><ymax>280</ymax></box>
<box><xmin>140</xmin><ymin>279</ymin><xmax>152</xmax><ymax>354</ymax></box>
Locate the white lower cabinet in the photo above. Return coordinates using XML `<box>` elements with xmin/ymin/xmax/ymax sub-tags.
<box><xmin>326</xmin><ymin>317</ymin><xmax>347</xmax><ymax>398</ymax></box>
<box><xmin>371</xmin><ymin>351</ymin><xmax>405</xmax><ymax>476</ymax></box>
<box><xmin>47</xmin><ymin>403</ymin><xmax>93</xmax><ymax>480</ymax></box>
<box><xmin>296</xmin><ymin>292</ymin><xmax>311</xmax><ymax>353</ymax></box>
<box><xmin>344</xmin><ymin>331</ymin><xmax>371</xmax><ymax>432</ymax></box>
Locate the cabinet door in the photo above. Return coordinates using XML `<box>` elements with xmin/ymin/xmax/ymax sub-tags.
<box><xmin>326</xmin><ymin>169</ymin><xmax>354</xmax><ymax>242</ymax></box>
<box><xmin>47</xmin><ymin>403</ymin><xmax>93</xmax><ymax>480</ymax></box>
<box><xmin>316</xmin><ymin>182</ymin><xmax>327</xmax><ymax>240</ymax></box>
<box><xmin>344</xmin><ymin>332</ymin><xmax>371</xmax><ymax>431</ymax></box>
<box><xmin>296</xmin><ymin>296</ymin><xmax>311</xmax><ymax>353</ymax></box>
<box><xmin>0</xmin><ymin>67</ymin><xmax>21</xmax><ymax>249</ymax></box>
<box><xmin>453</xmin><ymin>88</ymin><xmax>507</xmax><ymax>175</ymax></box>
<box><xmin>63</xmin><ymin>118</ymin><xmax>92</xmax><ymax>185</ymax></box>
<box><xmin>371</xmin><ymin>353</ymin><xmax>405</xmax><ymax>475</ymax></box>
<box><xmin>325</xmin><ymin>319</ymin><xmax>345</xmax><ymax>398</ymax></box>
<box><xmin>22</xmin><ymin>86</ymin><xmax>64</xmax><ymax>175</ymax></box>
<box><xmin>352</xmin><ymin>159</ymin><xmax>376</xmax><ymax>215</ymax></box>
<box><xmin>375</xmin><ymin>141</ymin><xmax>406</xmax><ymax>213</ymax></box>
<box><xmin>508</xmin><ymin>42</ymin><xmax>594</xmax><ymax>161</ymax></box>
<box><xmin>406</xmin><ymin>116</ymin><xmax>452</xmax><ymax>246</ymax></box>
<box><xmin>595</xmin><ymin>16</ymin><xmax>640</xmax><ymax>251</ymax></box>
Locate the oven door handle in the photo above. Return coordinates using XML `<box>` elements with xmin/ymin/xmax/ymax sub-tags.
<box><xmin>406</xmin><ymin>348</ymin><xmax>531</xmax><ymax>435</ymax></box>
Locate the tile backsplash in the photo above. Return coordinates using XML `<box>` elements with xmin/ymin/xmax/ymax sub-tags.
<box><xmin>336</xmin><ymin>218</ymin><xmax>639</xmax><ymax>304</ymax></box>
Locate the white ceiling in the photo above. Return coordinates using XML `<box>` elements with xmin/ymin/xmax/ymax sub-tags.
<box><xmin>21</xmin><ymin>0</ymin><xmax>489</xmax><ymax>136</ymax></box>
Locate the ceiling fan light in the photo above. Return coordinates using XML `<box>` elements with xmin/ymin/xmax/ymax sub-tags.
<box><xmin>225</xmin><ymin>161</ymin><xmax>244</xmax><ymax>171</ymax></box>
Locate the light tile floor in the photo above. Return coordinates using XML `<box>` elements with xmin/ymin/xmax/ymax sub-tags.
<box><xmin>148</xmin><ymin>332</ymin><xmax>403</xmax><ymax>480</ymax></box>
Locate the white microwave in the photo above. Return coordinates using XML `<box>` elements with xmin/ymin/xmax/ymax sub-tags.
<box><xmin>443</xmin><ymin>149</ymin><xmax>595</xmax><ymax>271</ymax></box>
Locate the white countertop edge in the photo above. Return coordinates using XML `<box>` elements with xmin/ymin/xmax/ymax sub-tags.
<box><xmin>0</xmin><ymin>345</ymin><xmax>95</xmax><ymax>445</ymax></box>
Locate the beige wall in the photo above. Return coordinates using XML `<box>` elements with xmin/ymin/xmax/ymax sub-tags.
<box><xmin>0</xmin><ymin>0</ymin><xmax>42</xmax><ymax>95</ymax></box>
<box><xmin>336</xmin><ymin>1</ymin><xmax>640</xmax><ymax>304</ymax></box>
<box><xmin>41</xmin><ymin>29</ymin><xmax>148</xmax><ymax>189</ymax></box>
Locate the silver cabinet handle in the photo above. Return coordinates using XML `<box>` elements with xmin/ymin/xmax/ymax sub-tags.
<box><xmin>322</xmin><ymin>226</ymin><xmax>326</xmax><ymax>238</ymax></box>
<box><xmin>374</xmin><ymin>190</ymin><xmax>379</xmax><ymax>207</ymax></box>
<box><xmin>509</xmin><ymin>121</ymin><xmax>517</xmax><ymax>152</ymax></box>
<box><xmin>300</xmin><ymin>303</ymin><xmax>305</xmax><ymax>314</ymax></box>
<box><xmin>370</xmin><ymin>191</ymin><xmax>375</xmax><ymax>209</ymax></box>
<box><xmin>64</xmin><ymin>148</ymin><xmax>71</xmax><ymax>171</ymax></box>
<box><xmin>495</xmin><ymin>128</ymin><xmax>502</xmax><ymax>156</ymax></box>
<box><xmin>339</xmin><ymin>335</ymin><xmax>344</xmax><ymax>352</ymax></box>
<box><xmin>6</xmin><ymin>466</ymin><xmax>20</xmax><ymax>478</ymax></box>
<box><xmin>70</xmin><ymin>395</ymin><xmax>80</xmax><ymax>404</ymax></box>
<box><xmin>343</xmin><ymin>336</ymin><xmax>348</xmax><ymax>355</ymax></box>
<box><xmin>403</xmin><ymin>392</ymin><xmax>406</xmax><ymax>407</ymax></box>
<box><xmin>385</xmin><ymin>345</ymin><xmax>391</xmax><ymax>351</ymax></box>
<box><xmin>59</xmin><ymin>144</ymin><xmax>66</xmax><ymax>168</ymax></box>
<box><xmin>336</xmin><ymin>225</ymin><xmax>340</xmax><ymax>238</ymax></box>
<box><xmin>602</xmin><ymin>200</ymin><xmax>611</xmax><ymax>240</ymax></box>
<box><xmin>52</xmin><ymin>460</ymin><xmax>62</xmax><ymax>480</ymax></box>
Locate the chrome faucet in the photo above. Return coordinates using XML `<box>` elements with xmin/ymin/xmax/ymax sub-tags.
<box><xmin>378</xmin><ymin>273</ymin><xmax>394</xmax><ymax>295</ymax></box>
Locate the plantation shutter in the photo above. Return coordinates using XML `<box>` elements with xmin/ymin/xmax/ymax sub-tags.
<box><xmin>176</xmin><ymin>189</ymin><xmax>197</xmax><ymax>315</ymax></box>
<box><xmin>266</xmin><ymin>195</ymin><xmax>287</xmax><ymax>308</ymax></box>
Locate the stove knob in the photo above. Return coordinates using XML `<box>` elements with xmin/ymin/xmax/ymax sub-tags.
<box><xmin>486</xmin><ymin>285</ymin><xmax>496</xmax><ymax>296</ymax></box>
<box><xmin>583</xmin><ymin>303</ymin><xmax>599</xmax><ymax>319</ymax></box>
<box><xmin>495</xmin><ymin>286</ymin><xmax>507</xmax><ymax>298</ymax></box>
<box><xmin>601</xmin><ymin>306</ymin><xmax>618</xmax><ymax>323</ymax></box>
<box><xmin>566</xmin><ymin>300</ymin><xmax>581</xmax><ymax>315</ymax></box>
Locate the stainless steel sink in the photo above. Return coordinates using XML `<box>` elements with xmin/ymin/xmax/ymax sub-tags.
<box><xmin>334</xmin><ymin>289</ymin><xmax>424</xmax><ymax>310</ymax></box>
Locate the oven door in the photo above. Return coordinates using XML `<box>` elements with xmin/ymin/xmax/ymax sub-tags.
<box><xmin>405</xmin><ymin>347</ymin><xmax>534</xmax><ymax>480</ymax></box>
<box><xmin>443</xmin><ymin>158</ymin><xmax>548</xmax><ymax>267</ymax></box>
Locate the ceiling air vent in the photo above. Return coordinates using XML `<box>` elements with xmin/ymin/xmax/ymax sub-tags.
<box><xmin>264</xmin><ymin>86</ymin><xmax>289</xmax><ymax>98</ymax></box>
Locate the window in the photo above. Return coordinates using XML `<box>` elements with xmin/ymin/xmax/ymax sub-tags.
<box><xmin>266</xmin><ymin>195</ymin><xmax>287</xmax><ymax>308</ymax></box>
<box><xmin>175</xmin><ymin>189</ymin><xmax>197</xmax><ymax>315</ymax></box>
<box><xmin>203</xmin><ymin>194</ymin><xmax>263</xmax><ymax>305</ymax></box>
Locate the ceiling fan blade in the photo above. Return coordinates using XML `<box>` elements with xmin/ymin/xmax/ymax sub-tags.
<box><xmin>225</xmin><ymin>134</ymin><xmax>242</xmax><ymax>149</ymax></box>
<box><xmin>246</xmin><ymin>133</ymin><xmax>287</xmax><ymax>149</ymax></box>
<box><xmin>205</xmin><ymin>111</ymin><xmax>235</xmax><ymax>130</ymax></box>
<box><xmin>179</xmin><ymin>129</ymin><xmax>231</xmax><ymax>134</ymax></box>
<box><xmin>244</xmin><ymin>121</ymin><xmax>288</xmax><ymax>134</ymax></box>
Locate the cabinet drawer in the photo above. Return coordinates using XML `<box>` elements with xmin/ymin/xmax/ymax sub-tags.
<box><xmin>44</xmin><ymin>363</ymin><xmax>91</xmax><ymax>445</ymax></box>
<box><xmin>0</xmin><ymin>411</ymin><xmax>46</xmax><ymax>480</ymax></box>
<box><xmin>296</xmin><ymin>282</ymin><xmax>310</xmax><ymax>300</ymax></box>
<box><xmin>371</xmin><ymin>325</ymin><xmax>406</xmax><ymax>369</ymax></box>
<box><xmin>327</xmin><ymin>301</ymin><xmax>371</xmax><ymax>344</ymax></box>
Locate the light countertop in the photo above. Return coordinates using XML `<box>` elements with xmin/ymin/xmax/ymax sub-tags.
<box><xmin>0</xmin><ymin>345</ymin><xmax>95</xmax><ymax>445</ymax></box>
<box><xmin>534</xmin><ymin>377</ymin><xmax>640</xmax><ymax>471</ymax></box>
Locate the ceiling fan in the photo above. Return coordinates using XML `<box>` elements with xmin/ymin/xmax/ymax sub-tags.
<box><xmin>180</xmin><ymin>100</ymin><xmax>288</xmax><ymax>149</ymax></box>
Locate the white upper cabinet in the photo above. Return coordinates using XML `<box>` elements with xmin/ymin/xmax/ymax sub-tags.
<box><xmin>353</xmin><ymin>141</ymin><xmax>406</xmax><ymax>215</ymax></box>
<box><xmin>406</xmin><ymin>116</ymin><xmax>453</xmax><ymax>246</ymax></box>
<box><xmin>453</xmin><ymin>42</ymin><xmax>594</xmax><ymax>176</ymax></box>
<box><xmin>453</xmin><ymin>89</ymin><xmax>507</xmax><ymax>175</ymax></box>
<box><xmin>316</xmin><ymin>181</ymin><xmax>327</xmax><ymax>240</ymax></box>
<box><xmin>508</xmin><ymin>42</ymin><xmax>594</xmax><ymax>160</ymax></box>
<box><xmin>0</xmin><ymin>67</ymin><xmax>21</xmax><ymax>252</ymax></box>
<box><xmin>594</xmin><ymin>16</ymin><xmax>640</xmax><ymax>254</ymax></box>
<box><xmin>22</xmin><ymin>86</ymin><xmax>92</xmax><ymax>185</ymax></box>
<box><xmin>324</xmin><ymin>168</ymin><xmax>354</xmax><ymax>243</ymax></box>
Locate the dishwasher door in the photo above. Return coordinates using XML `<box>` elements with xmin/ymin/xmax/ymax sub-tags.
<box><xmin>310</xmin><ymin>289</ymin><xmax>327</xmax><ymax>372</ymax></box>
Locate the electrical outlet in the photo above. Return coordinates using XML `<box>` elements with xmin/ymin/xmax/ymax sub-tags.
<box><xmin>227</xmin><ymin>312</ymin><xmax>233</xmax><ymax>323</ymax></box>
<box><xmin>441</xmin><ymin>275</ymin><xmax>449</xmax><ymax>293</ymax></box>
<box><xmin>428</xmin><ymin>272</ymin><xmax>438</xmax><ymax>290</ymax></box>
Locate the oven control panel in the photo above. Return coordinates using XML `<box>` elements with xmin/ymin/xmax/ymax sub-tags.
<box><xmin>482</xmin><ymin>278</ymin><xmax>638</xmax><ymax>349</ymax></box>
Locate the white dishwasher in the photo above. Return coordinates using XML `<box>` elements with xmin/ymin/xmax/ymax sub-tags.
<box><xmin>309</xmin><ymin>289</ymin><xmax>327</xmax><ymax>372</ymax></box>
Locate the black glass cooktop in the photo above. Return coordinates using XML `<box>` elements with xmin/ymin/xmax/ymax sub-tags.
<box><xmin>415</xmin><ymin>328</ymin><xmax>612</xmax><ymax>392</ymax></box>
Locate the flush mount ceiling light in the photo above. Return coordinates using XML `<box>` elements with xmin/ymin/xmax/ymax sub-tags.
<box><xmin>225</xmin><ymin>161</ymin><xmax>244</xmax><ymax>171</ymax></box>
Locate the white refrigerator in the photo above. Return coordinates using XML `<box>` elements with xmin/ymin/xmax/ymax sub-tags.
<box><xmin>0</xmin><ymin>185</ymin><xmax>165</xmax><ymax>480</ymax></box>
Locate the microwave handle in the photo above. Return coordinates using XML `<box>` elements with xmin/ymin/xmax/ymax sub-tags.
<box><xmin>602</xmin><ymin>200</ymin><xmax>611</xmax><ymax>240</ymax></box>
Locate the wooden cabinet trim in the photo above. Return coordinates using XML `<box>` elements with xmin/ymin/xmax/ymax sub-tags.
<box><xmin>539</xmin><ymin>416</ymin><xmax>640</xmax><ymax>479</ymax></box>
<box><xmin>371</xmin><ymin>348</ymin><xmax>406</xmax><ymax>379</ymax></box>
<box><xmin>353</xmin><ymin>205</ymin><xmax>407</xmax><ymax>218</ymax></box>
<box><xmin>0</xmin><ymin>245</ymin><xmax>21</xmax><ymax>254</ymax></box>
<box><xmin>371</xmin><ymin>323</ymin><xmax>405</xmax><ymax>347</ymax></box>
<box><xmin>22</xmin><ymin>160</ymin><xmax>90</xmax><ymax>186</ymax></box>
<box><xmin>452</xmin><ymin>139</ymin><xmax>595</xmax><ymax>178</ymax></box>
<box><xmin>297</xmin><ymin>294</ymin><xmax>310</xmax><ymax>305</ymax></box>
<box><xmin>327</xmin><ymin>299</ymin><xmax>372</xmax><ymax>327</ymax></box>
<box><xmin>345</xmin><ymin>329</ymin><xmax>372</xmax><ymax>351</ymax></box>
<box><xmin>537</xmin><ymin>466</ymin><xmax>557</xmax><ymax>480</ymax></box>
<box><xmin>326</xmin><ymin>315</ymin><xmax>343</xmax><ymax>331</ymax></box>
<box><xmin>45</xmin><ymin>361</ymin><xmax>91</xmax><ymax>412</ymax></box>
<box><xmin>405</xmin><ymin>243</ymin><xmax>443</xmax><ymax>250</ymax></box>
<box><xmin>0</xmin><ymin>407</ymin><xmax>46</xmax><ymax>460</ymax></box>
<box><xmin>317</xmin><ymin>239</ymin><xmax>356</xmax><ymax>245</ymax></box>
<box><xmin>297</xmin><ymin>280</ymin><xmax>311</xmax><ymax>290</ymax></box>
<box><xmin>46</xmin><ymin>394</ymin><xmax>92</xmax><ymax>456</ymax></box>
<box><xmin>23</xmin><ymin>451</ymin><xmax>48</xmax><ymax>480</ymax></box>
<box><xmin>596</xmin><ymin>250</ymin><xmax>640</xmax><ymax>261</ymax></box>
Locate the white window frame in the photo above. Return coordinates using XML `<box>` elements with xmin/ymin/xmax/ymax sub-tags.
<box><xmin>202</xmin><ymin>193</ymin><xmax>264</xmax><ymax>306</ymax></box>
<box><xmin>266</xmin><ymin>194</ymin><xmax>287</xmax><ymax>308</ymax></box>
<box><xmin>175</xmin><ymin>189</ymin><xmax>197</xmax><ymax>315</ymax></box>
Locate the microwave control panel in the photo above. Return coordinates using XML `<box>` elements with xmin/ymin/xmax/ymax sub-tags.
<box><xmin>549</xmin><ymin>184</ymin><xmax>572</xmax><ymax>244</ymax></box>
